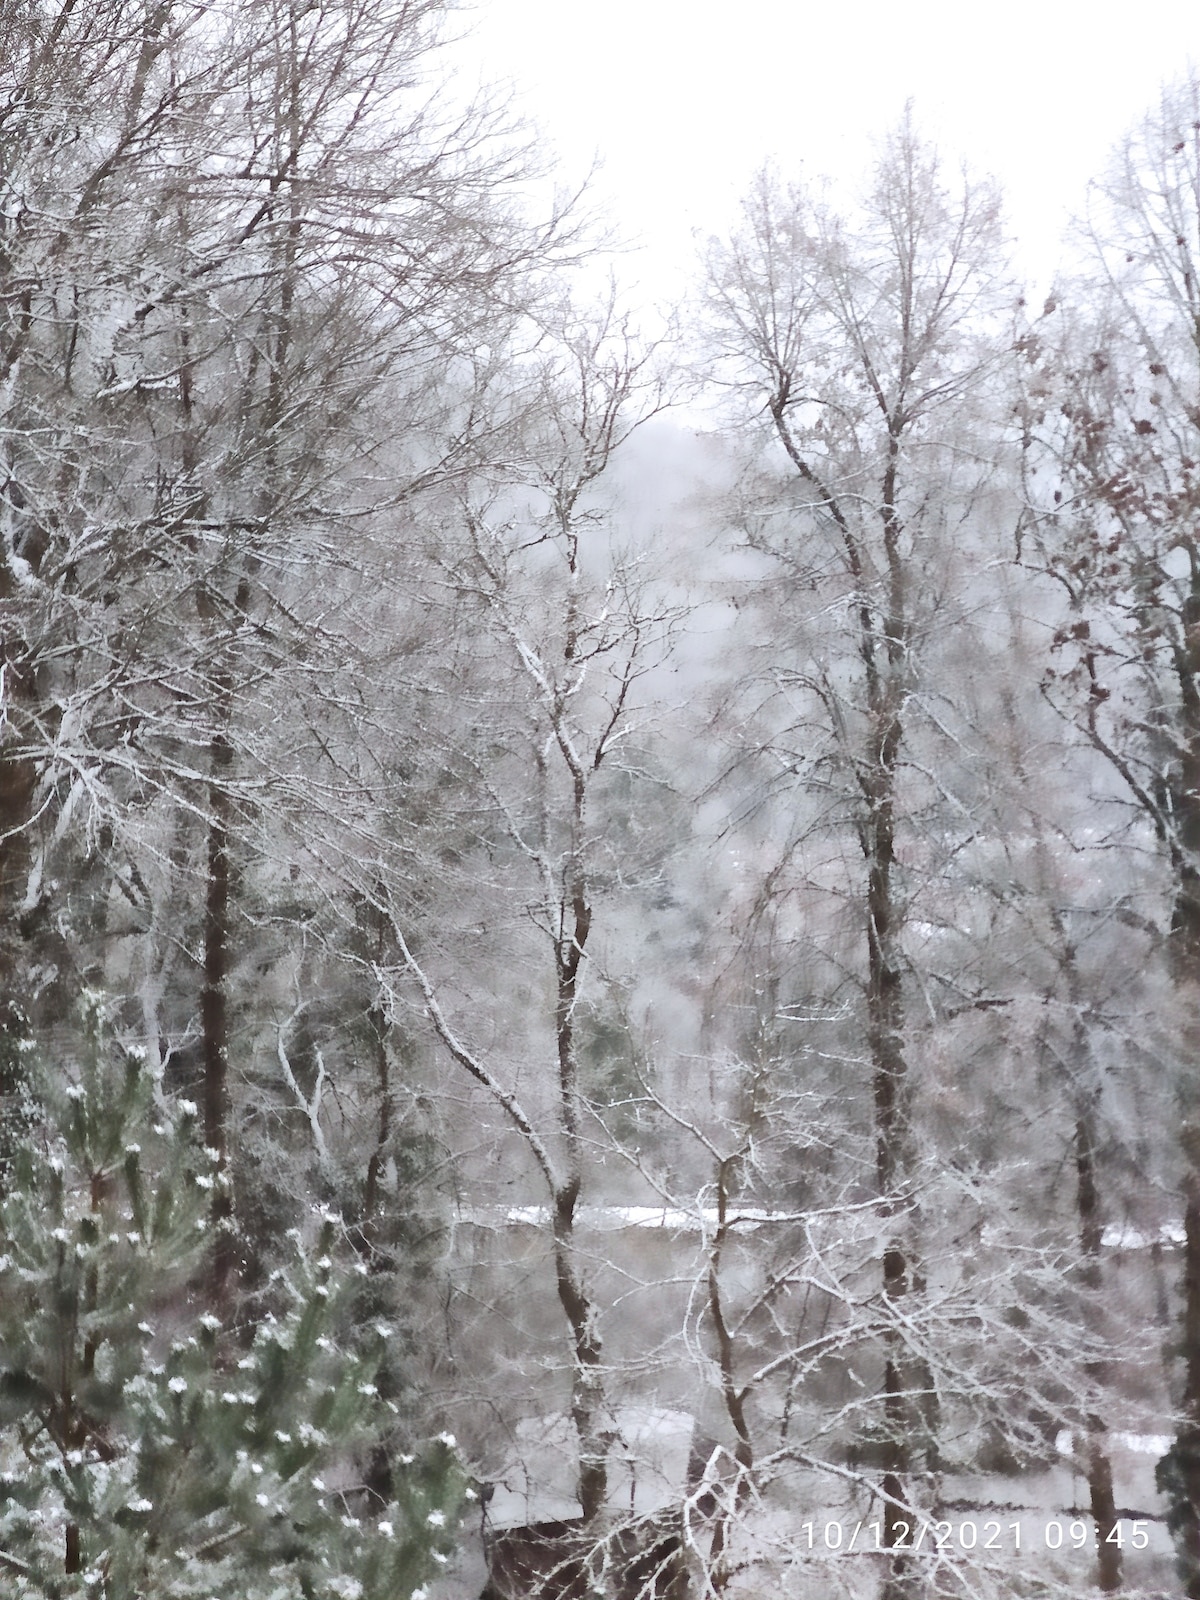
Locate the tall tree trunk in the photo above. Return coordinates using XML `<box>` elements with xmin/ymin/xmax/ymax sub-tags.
<box><xmin>552</xmin><ymin>1181</ymin><xmax>607</xmax><ymax>1525</ymax></box>
<box><xmin>1074</xmin><ymin>1099</ymin><xmax>1120</xmax><ymax>1591</ymax></box>
<box><xmin>872</xmin><ymin>442</ymin><xmax>923</xmax><ymax>1600</ymax></box>
<box><xmin>0</xmin><ymin>277</ymin><xmax>39</xmax><ymax>1038</ymax></box>
<box><xmin>1158</xmin><ymin>1179</ymin><xmax>1200</xmax><ymax>1597</ymax></box>
<box><xmin>869</xmin><ymin>757</ymin><xmax>916</xmax><ymax>1598</ymax></box>
<box><xmin>1002</xmin><ymin>672</ymin><xmax>1122</xmax><ymax>1590</ymax></box>
<box><xmin>0</xmin><ymin>554</ymin><xmax>37</xmax><ymax>1023</ymax></box>
<box><xmin>1164</xmin><ymin>624</ymin><xmax>1200</xmax><ymax>1595</ymax></box>
<box><xmin>552</xmin><ymin>787</ymin><xmax>608</xmax><ymax>1528</ymax></box>
<box><xmin>202</xmin><ymin>701</ymin><xmax>236</xmax><ymax>1301</ymax></box>
<box><xmin>705</xmin><ymin>1156</ymin><xmax>755</xmax><ymax>1591</ymax></box>
<box><xmin>360</xmin><ymin>994</ymin><xmax>392</xmax><ymax>1249</ymax></box>
<box><xmin>1057</xmin><ymin>935</ymin><xmax>1119</xmax><ymax>1591</ymax></box>
<box><xmin>0</xmin><ymin>540</ymin><xmax>40</xmax><ymax>1195</ymax></box>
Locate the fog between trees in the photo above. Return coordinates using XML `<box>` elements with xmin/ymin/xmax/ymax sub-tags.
<box><xmin>2</xmin><ymin>6</ymin><xmax>1200</xmax><ymax>1598</ymax></box>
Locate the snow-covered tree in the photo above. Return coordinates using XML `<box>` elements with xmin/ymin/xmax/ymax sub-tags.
<box><xmin>695</xmin><ymin>117</ymin><xmax>1141</xmax><ymax>1597</ymax></box>
<box><xmin>0</xmin><ymin>992</ymin><xmax>465</xmax><ymax>1597</ymax></box>
<box><xmin>1014</xmin><ymin>74</ymin><xmax>1200</xmax><ymax>1596</ymax></box>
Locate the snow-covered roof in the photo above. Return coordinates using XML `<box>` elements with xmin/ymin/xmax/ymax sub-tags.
<box><xmin>456</xmin><ymin>1203</ymin><xmax>795</xmax><ymax>1233</ymax></box>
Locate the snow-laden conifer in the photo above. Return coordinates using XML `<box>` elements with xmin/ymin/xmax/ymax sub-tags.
<box><xmin>0</xmin><ymin>993</ymin><xmax>462</xmax><ymax>1597</ymax></box>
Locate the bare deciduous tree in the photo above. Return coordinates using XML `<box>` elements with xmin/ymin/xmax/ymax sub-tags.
<box><xmin>699</xmin><ymin>118</ymin><xmax>1086</xmax><ymax>1595</ymax></box>
<box><xmin>353</xmin><ymin>300</ymin><xmax>684</xmax><ymax>1560</ymax></box>
<box><xmin>1021</xmin><ymin>74</ymin><xmax>1200</xmax><ymax>1594</ymax></box>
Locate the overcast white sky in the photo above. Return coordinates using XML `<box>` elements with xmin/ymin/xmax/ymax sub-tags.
<box><xmin>458</xmin><ymin>0</ymin><xmax>1200</xmax><ymax>306</ymax></box>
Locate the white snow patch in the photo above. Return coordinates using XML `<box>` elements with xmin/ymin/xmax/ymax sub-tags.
<box><xmin>1056</xmin><ymin>1429</ymin><xmax>1173</xmax><ymax>1456</ymax></box>
<box><xmin>1100</xmin><ymin>1220</ymin><xmax>1186</xmax><ymax>1250</ymax></box>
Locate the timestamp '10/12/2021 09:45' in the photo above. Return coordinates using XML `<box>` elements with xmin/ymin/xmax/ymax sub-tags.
<box><xmin>799</xmin><ymin>1519</ymin><xmax>1152</xmax><ymax>1553</ymax></box>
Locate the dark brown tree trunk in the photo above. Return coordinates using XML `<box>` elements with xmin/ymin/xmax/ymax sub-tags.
<box><xmin>879</xmin><ymin>1263</ymin><xmax>915</xmax><ymax>1600</ymax></box>
<box><xmin>871</xmin><ymin>457</ymin><xmax>920</xmax><ymax>1599</ymax></box>
<box><xmin>1075</xmin><ymin>1101</ymin><xmax>1120</xmax><ymax>1589</ymax></box>
<box><xmin>867</xmin><ymin>768</ymin><xmax>916</xmax><ymax>1565</ymax></box>
<box><xmin>1058</xmin><ymin>953</ymin><xmax>1122</xmax><ymax>1591</ymax></box>
<box><xmin>1173</xmin><ymin>741</ymin><xmax>1200</xmax><ymax>1596</ymax></box>
<box><xmin>360</xmin><ymin>996</ymin><xmax>392</xmax><ymax>1242</ymax></box>
<box><xmin>549</xmin><ymin>738</ymin><xmax>608</xmax><ymax>1528</ymax></box>
<box><xmin>0</xmin><ymin>552</ymin><xmax>39</xmax><ymax>1196</ymax></box>
<box><xmin>202</xmin><ymin>707</ymin><xmax>236</xmax><ymax>1301</ymax></box>
<box><xmin>64</xmin><ymin>1521</ymin><xmax>81</xmax><ymax>1576</ymax></box>
<box><xmin>706</xmin><ymin>1157</ymin><xmax>755</xmax><ymax>1590</ymax></box>
<box><xmin>552</xmin><ymin>1177</ymin><xmax>606</xmax><ymax>1525</ymax></box>
<box><xmin>1164</xmin><ymin>660</ymin><xmax>1200</xmax><ymax>1594</ymax></box>
<box><xmin>1088</xmin><ymin>1435</ymin><xmax>1120</xmax><ymax>1593</ymax></box>
<box><xmin>1172</xmin><ymin>580</ymin><xmax>1200</xmax><ymax>960</ymax></box>
<box><xmin>1168</xmin><ymin>1184</ymin><xmax>1200</xmax><ymax>1598</ymax></box>
<box><xmin>0</xmin><ymin>560</ymin><xmax>37</xmax><ymax>1019</ymax></box>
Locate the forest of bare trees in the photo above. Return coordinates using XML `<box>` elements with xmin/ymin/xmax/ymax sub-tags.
<box><xmin>3</xmin><ymin>5</ymin><xmax>1200</xmax><ymax>1599</ymax></box>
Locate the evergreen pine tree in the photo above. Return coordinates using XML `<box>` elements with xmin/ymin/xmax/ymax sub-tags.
<box><xmin>0</xmin><ymin>992</ymin><xmax>463</xmax><ymax>1597</ymax></box>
